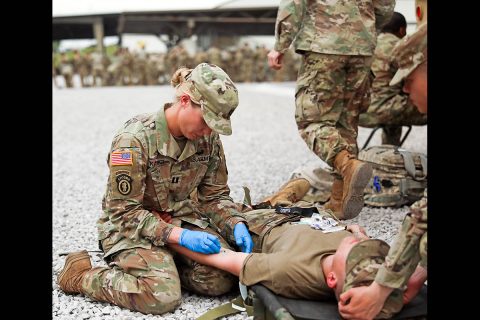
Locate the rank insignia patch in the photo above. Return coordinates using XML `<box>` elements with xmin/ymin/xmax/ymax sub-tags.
<box><xmin>111</xmin><ymin>150</ymin><xmax>133</xmax><ymax>166</ymax></box>
<box><xmin>116</xmin><ymin>174</ymin><xmax>132</xmax><ymax>195</ymax></box>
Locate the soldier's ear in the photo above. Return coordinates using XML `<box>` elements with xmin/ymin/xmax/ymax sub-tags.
<box><xmin>180</xmin><ymin>94</ymin><xmax>191</xmax><ymax>107</ymax></box>
<box><xmin>326</xmin><ymin>272</ymin><xmax>338</xmax><ymax>289</ymax></box>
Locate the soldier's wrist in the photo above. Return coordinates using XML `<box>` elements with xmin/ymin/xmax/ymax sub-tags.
<box><xmin>167</xmin><ymin>227</ymin><xmax>183</xmax><ymax>244</ymax></box>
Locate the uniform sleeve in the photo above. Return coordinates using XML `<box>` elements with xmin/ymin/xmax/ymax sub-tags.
<box><xmin>373</xmin><ymin>0</ymin><xmax>396</xmax><ymax>33</ymax></box>
<box><xmin>196</xmin><ymin>136</ymin><xmax>247</xmax><ymax>244</ymax></box>
<box><xmin>273</xmin><ymin>0</ymin><xmax>305</xmax><ymax>53</ymax></box>
<box><xmin>104</xmin><ymin>132</ymin><xmax>174</xmax><ymax>247</ymax></box>
<box><xmin>375</xmin><ymin>193</ymin><xmax>427</xmax><ymax>289</ymax></box>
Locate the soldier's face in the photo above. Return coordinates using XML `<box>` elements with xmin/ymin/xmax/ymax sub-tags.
<box><xmin>178</xmin><ymin>101</ymin><xmax>213</xmax><ymax>140</ymax></box>
<box><xmin>403</xmin><ymin>63</ymin><xmax>427</xmax><ymax>114</ymax></box>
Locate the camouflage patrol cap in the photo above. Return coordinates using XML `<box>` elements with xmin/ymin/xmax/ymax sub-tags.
<box><xmin>390</xmin><ymin>23</ymin><xmax>427</xmax><ymax>86</ymax></box>
<box><xmin>343</xmin><ymin>239</ymin><xmax>404</xmax><ymax>319</ymax></box>
<box><xmin>186</xmin><ymin>63</ymin><xmax>239</xmax><ymax>135</ymax></box>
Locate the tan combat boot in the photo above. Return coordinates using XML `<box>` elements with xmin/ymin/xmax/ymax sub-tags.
<box><xmin>262</xmin><ymin>178</ymin><xmax>311</xmax><ymax>206</ymax></box>
<box><xmin>333</xmin><ymin>150</ymin><xmax>372</xmax><ymax>219</ymax></box>
<box><xmin>57</xmin><ymin>250</ymin><xmax>92</xmax><ymax>294</ymax></box>
<box><xmin>323</xmin><ymin>177</ymin><xmax>344</xmax><ymax>219</ymax></box>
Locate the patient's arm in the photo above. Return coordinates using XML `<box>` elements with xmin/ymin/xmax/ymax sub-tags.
<box><xmin>169</xmin><ymin>244</ymin><xmax>249</xmax><ymax>276</ymax></box>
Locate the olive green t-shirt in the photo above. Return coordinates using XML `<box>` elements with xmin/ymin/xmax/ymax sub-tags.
<box><xmin>240</xmin><ymin>222</ymin><xmax>350</xmax><ymax>299</ymax></box>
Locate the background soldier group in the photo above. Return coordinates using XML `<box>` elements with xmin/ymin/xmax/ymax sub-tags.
<box><xmin>53</xmin><ymin>43</ymin><xmax>300</xmax><ymax>89</ymax></box>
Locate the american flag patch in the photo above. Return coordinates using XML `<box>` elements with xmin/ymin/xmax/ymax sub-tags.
<box><xmin>111</xmin><ymin>150</ymin><xmax>133</xmax><ymax>166</ymax></box>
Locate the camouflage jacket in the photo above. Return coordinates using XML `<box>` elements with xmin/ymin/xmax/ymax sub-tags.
<box><xmin>98</xmin><ymin>104</ymin><xmax>247</xmax><ymax>258</ymax></box>
<box><xmin>370</xmin><ymin>32</ymin><xmax>408</xmax><ymax>109</ymax></box>
<box><xmin>273</xmin><ymin>0</ymin><xmax>395</xmax><ymax>56</ymax></box>
<box><xmin>375</xmin><ymin>190</ymin><xmax>427</xmax><ymax>288</ymax></box>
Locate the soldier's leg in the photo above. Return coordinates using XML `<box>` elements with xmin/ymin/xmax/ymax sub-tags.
<box><xmin>382</xmin><ymin>125</ymin><xmax>402</xmax><ymax>145</ymax></box>
<box><xmin>82</xmin><ymin>247</ymin><xmax>182</xmax><ymax>315</ymax></box>
<box><xmin>338</xmin><ymin>56</ymin><xmax>373</xmax><ymax>156</ymax></box>
<box><xmin>65</xmin><ymin>74</ymin><xmax>73</xmax><ymax>88</ymax></box>
<box><xmin>175</xmin><ymin>224</ymin><xmax>237</xmax><ymax>296</ymax></box>
<box><xmin>295</xmin><ymin>53</ymin><xmax>350</xmax><ymax>167</ymax></box>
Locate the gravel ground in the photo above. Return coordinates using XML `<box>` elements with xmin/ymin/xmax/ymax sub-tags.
<box><xmin>53</xmin><ymin>81</ymin><xmax>427</xmax><ymax>319</ymax></box>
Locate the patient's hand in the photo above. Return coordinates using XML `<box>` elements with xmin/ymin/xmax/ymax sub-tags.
<box><xmin>346</xmin><ymin>224</ymin><xmax>369</xmax><ymax>240</ymax></box>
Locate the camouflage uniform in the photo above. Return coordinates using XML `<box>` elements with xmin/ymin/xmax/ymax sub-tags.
<box><xmin>375</xmin><ymin>191</ymin><xmax>427</xmax><ymax>289</ymax></box>
<box><xmin>273</xmin><ymin>0</ymin><xmax>395</xmax><ymax>167</ymax></box>
<box><xmin>240</xmin><ymin>43</ymin><xmax>254</xmax><ymax>82</ymax></box>
<box><xmin>59</xmin><ymin>54</ymin><xmax>74</xmax><ymax>88</ymax></box>
<box><xmin>91</xmin><ymin>51</ymin><xmax>105</xmax><ymax>87</ymax></box>
<box><xmin>375</xmin><ymin>25</ymin><xmax>428</xmax><ymax>289</ymax></box>
<box><xmin>359</xmin><ymin>32</ymin><xmax>427</xmax><ymax>145</ymax></box>
<box><xmin>254</xmin><ymin>45</ymin><xmax>269</xmax><ymax>82</ymax></box>
<box><xmin>206</xmin><ymin>46</ymin><xmax>222</xmax><ymax>69</ymax></box>
<box><xmin>81</xmin><ymin>64</ymin><xmax>247</xmax><ymax>314</ymax></box>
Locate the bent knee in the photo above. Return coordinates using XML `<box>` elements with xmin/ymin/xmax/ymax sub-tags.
<box><xmin>135</xmin><ymin>277</ymin><xmax>182</xmax><ymax>315</ymax></box>
<box><xmin>187</xmin><ymin>267</ymin><xmax>236</xmax><ymax>296</ymax></box>
<box><xmin>144</xmin><ymin>292</ymin><xmax>182</xmax><ymax>315</ymax></box>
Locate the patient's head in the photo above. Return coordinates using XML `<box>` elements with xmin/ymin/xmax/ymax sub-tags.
<box><xmin>326</xmin><ymin>237</ymin><xmax>404</xmax><ymax>318</ymax></box>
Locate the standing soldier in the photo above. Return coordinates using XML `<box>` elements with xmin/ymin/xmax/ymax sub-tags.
<box><xmin>146</xmin><ymin>53</ymin><xmax>159</xmax><ymax>85</ymax></box>
<box><xmin>206</xmin><ymin>46</ymin><xmax>222</xmax><ymax>69</ymax></box>
<box><xmin>73</xmin><ymin>50</ymin><xmax>89</xmax><ymax>87</ymax></box>
<box><xmin>359</xmin><ymin>12</ymin><xmax>427</xmax><ymax>145</ymax></box>
<box><xmin>91</xmin><ymin>50</ymin><xmax>105</xmax><ymax>87</ymax></box>
<box><xmin>254</xmin><ymin>45</ymin><xmax>269</xmax><ymax>82</ymax></box>
<box><xmin>193</xmin><ymin>49</ymin><xmax>209</xmax><ymax>67</ymax></box>
<box><xmin>240</xmin><ymin>43</ymin><xmax>254</xmax><ymax>82</ymax></box>
<box><xmin>177</xmin><ymin>44</ymin><xmax>192</xmax><ymax>69</ymax></box>
<box><xmin>119</xmin><ymin>47</ymin><xmax>134</xmax><ymax>86</ymax></box>
<box><xmin>59</xmin><ymin>52</ymin><xmax>74</xmax><ymax>88</ymax></box>
<box><xmin>267</xmin><ymin>0</ymin><xmax>395</xmax><ymax>220</ymax></box>
<box><xmin>56</xmin><ymin>63</ymin><xmax>253</xmax><ymax>315</ymax></box>
<box><xmin>133</xmin><ymin>42</ymin><xmax>148</xmax><ymax>86</ymax></box>
<box><xmin>339</xmin><ymin>23</ymin><xmax>428</xmax><ymax>320</ymax></box>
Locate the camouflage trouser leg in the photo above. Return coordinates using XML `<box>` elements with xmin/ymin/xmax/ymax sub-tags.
<box><xmin>359</xmin><ymin>93</ymin><xmax>427</xmax><ymax>145</ymax></box>
<box><xmin>81</xmin><ymin>246</ymin><xmax>182</xmax><ymax>315</ymax></box>
<box><xmin>295</xmin><ymin>52</ymin><xmax>373</xmax><ymax>168</ymax></box>
<box><xmin>376</xmin><ymin>209</ymin><xmax>427</xmax><ymax>288</ymax></box>
<box><xmin>63</xmin><ymin>74</ymin><xmax>73</xmax><ymax>88</ymax></box>
<box><xmin>381</xmin><ymin>126</ymin><xmax>403</xmax><ymax>145</ymax></box>
<box><xmin>175</xmin><ymin>224</ymin><xmax>237</xmax><ymax>296</ymax></box>
<box><xmin>365</xmin><ymin>94</ymin><xmax>427</xmax><ymax>127</ymax></box>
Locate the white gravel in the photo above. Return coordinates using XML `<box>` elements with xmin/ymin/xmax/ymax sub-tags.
<box><xmin>53</xmin><ymin>81</ymin><xmax>426</xmax><ymax>319</ymax></box>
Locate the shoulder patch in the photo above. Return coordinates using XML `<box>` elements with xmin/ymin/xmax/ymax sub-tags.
<box><xmin>115</xmin><ymin>172</ymin><xmax>133</xmax><ymax>195</ymax></box>
<box><xmin>111</xmin><ymin>150</ymin><xmax>133</xmax><ymax>166</ymax></box>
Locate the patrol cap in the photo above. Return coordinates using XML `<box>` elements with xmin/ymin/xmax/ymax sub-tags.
<box><xmin>390</xmin><ymin>23</ymin><xmax>427</xmax><ymax>86</ymax></box>
<box><xmin>186</xmin><ymin>63</ymin><xmax>239</xmax><ymax>136</ymax></box>
<box><xmin>343</xmin><ymin>239</ymin><xmax>403</xmax><ymax>319</ymax></box>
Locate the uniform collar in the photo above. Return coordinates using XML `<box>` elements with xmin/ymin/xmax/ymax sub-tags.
<box><xmin>155</xmin><ymin>103</ymin><xmax>198</xmax><ymax>161</ymax></box>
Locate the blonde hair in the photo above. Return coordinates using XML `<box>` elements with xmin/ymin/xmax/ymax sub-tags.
<box><xmin>170</xmin><ymin>67</ymin><xmax>194</xmax><ymax>101</ymax></box>
<box><xmin>170</xmin><ymin>66</ymin><xmax>192</xmax><ymax>88</ymax></box>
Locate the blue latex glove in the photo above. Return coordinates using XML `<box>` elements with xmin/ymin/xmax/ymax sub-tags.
<box><xmin>234</xmin><ymin>223</ymin><xmax>253</xmax><ymax>253</ymax></box>
<box><xmin>179</xmin><ymin>229</ymin><xmax>221</xmax><ymax>254</ymax></box>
